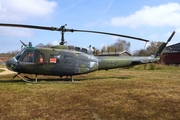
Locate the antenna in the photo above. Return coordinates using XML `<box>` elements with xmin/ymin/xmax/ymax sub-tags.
<box><xmin>20</xmin><ymin>40</ymin><xmax>27</xmax><ymax>47</ymax></box>
<box><xmin>144</xmin><ymin>42</ymin><xmax>148</xmax><ymax>49</ymax></box>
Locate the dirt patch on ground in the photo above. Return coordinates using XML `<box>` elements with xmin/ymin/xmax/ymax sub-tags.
<box><xmin>0</xmin><ymin>68</ymin><xmax>16</xmax><ymax>75</ymax></box>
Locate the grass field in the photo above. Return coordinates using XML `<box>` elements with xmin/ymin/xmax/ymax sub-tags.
<box><xmin>0</xmin><ymin>64</ymin><xmax>180</xmax><ymax>120</ymax></box>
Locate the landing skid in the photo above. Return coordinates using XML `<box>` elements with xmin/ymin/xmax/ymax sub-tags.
<box><xmin>64</xmin><ymin>76</ymin><xmax>74</xmax><ymax>82</ymax></box>
<box><xmin>12</xmin><ymin>73</ymin><xmax>38</xmax><ymax>83</ymax></box>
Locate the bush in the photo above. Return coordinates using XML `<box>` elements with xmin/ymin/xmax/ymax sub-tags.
<box><xmin>149</xmin><ymin>63</ymin><xmax>156</xmax><ymax>70</ymax></box>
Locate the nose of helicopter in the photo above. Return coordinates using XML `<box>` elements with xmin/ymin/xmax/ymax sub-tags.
<box><xmin>6</xmin><ymin>57</ymin><xmax>17</xmax><ymax>71</ymax></box>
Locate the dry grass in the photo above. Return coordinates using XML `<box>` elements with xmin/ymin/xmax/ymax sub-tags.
<box><xmin>0</xmin><ymin>65</ymin><xmax>180</xmax><ymax>120</ymax></box>
<box><xmin>0</xmin><ymin>64</ymin><xmax>6</xmax><ymax>68</ymax></box>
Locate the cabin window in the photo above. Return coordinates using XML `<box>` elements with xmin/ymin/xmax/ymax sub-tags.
<box><xmin>64</xmin><ymin>55</ymin><xmax>73</xmax><ymax>59</ymax></box>
<box><xmin>49</xmin><ymin>54</ymin><xmax>60</xmax><ymax>63</ymax></box>
<box><xmin>39</xmin><ymin>53</ymin><xmax>45</xmax><ymax>63</ymax></box>
<box><xmin>63</xmin><ymin>55</ymin><xmax>73</xmax><ymax>65</ymax></box>
<box><xmin>22</xmin><ymin>51</ymin><xmax>34</xmax><ymax>62</ymax></box>
<box><xmin>68</xmin><ymin>45</ymin><xmax>74</xmax><ymax>50</ymax></box>
<box><xmin>82</xmin><ymin>48</ymin><xmax>88</xmax><ymax>53</ymax></box>
<box><xmin>75</xmin><ymin>47</ymin><xmax>80</xmax><ymax>51</ymax></box>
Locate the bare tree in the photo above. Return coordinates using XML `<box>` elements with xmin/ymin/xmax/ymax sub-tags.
<box><xmin>113</xmin><ymin>39</ymin><xmax>130</xmax><ymax>51</ymax></box>
<box><xmin>146</xmin><ymin>41</ymin><xmax>163</xmax><ymax>55</ymax></box>
<box><xmin>100</xmin><ymin>39</ymin><xmax>130</xmax><ymax>52</ymax></box>
<box><xmin>101</xmin><ymin>45</ymin><xmax>107</xmax><ymax>52</ymax></box>
<box><xmin>133</xmin><ymin>41</ymin><xmax>163</xmax><ymax>56</ymax></box>
<box><xmin>133</xmin><ymin>49</ymin><xmax>148</xmax><ymax>56</ymax></box>
<box><xmin>36</xmin><ymin>43</ymin><xmax>53</xmax><ymax>48</ymax></box>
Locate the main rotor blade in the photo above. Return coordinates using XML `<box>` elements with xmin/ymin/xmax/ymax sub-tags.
<box><xmin>0</xmin><ymin>23</ymin><xmax>59</xmax><ymax>31</ymax></box>
<box><xmin>66</xmin><ymin>29</ymin><xmax>150</xmax><ymax>42</ymax></box>
<box><xmin>0</xmin><ymin>23</ymin><xmax>149</xmax><ymax>42</ymax></box>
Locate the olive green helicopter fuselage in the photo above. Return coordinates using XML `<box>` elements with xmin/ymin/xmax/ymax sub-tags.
<box><xmin>0</xmin><ymin>23</ymin><xmax>175</xmax><ymax>81</ymax></box>
<box><xmin>6</xmin><ymin>35</ymin><xmax>172</xmax><ymax>78</ymax></box>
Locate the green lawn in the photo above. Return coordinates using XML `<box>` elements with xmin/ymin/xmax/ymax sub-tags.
<box><xmin>0</xmin><ymin>64</ymin><xmax>180</xmax><ymax>120</ymax></box>
<box><xmin>0</xmin><ymin>69</ymin><xmax>5</xmax><ymax>73</ymax></box>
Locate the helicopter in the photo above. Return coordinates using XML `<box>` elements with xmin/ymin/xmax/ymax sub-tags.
<box><xmin>0</xmin><ymin>23</ymin><xmax>175</xmax><ymax>82</ymax></box>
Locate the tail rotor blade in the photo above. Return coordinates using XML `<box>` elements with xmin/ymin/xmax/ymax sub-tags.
<box><xmin>166</xmin><ymin>31</ymin><xmax>176</xmax><ymax>44</ymax></box>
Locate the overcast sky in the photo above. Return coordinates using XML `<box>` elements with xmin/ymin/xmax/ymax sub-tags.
<box><xmin>0</xmin><ymin>0</ymin><xmax>180</xmax><ymax>53</ymax></box>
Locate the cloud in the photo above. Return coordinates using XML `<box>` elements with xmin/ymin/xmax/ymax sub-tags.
<box><xmin>110</xmin><ymin>3</ymin><xmax>180</xmax><ymax>28</ymax></box>
<box><xmin>176</xmin><ymin>28</ymin><xmax>180</xmax><ymax>35</ymax></box>
<box><xmin>0</xmin><ymin>28</ymin><xmax>33</xmax><ymax>37</ymax></box>
<box><xmin>0</xmin><ymin>0</ymin><xmax>57</xmax><ymax>37</ymax></box>
<box><xmin>0</xmin><ymin>0</ymin><xmax>57</xmax><ymax>22</ymax></box>
<box><xmin>51</xmin><ymin>40</ymin><xmax>59</xmax><ymax>45</ymax></box>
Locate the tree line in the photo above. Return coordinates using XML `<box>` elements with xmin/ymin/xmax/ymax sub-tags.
<box><xmin>101</xmin><ymin>39</ymin><xmax>130</xmax><ymax>53</ymax></box>
<box><xmin>99</xmin><ymin>39</ymin><xmax>163</xmax><ymax>56</ymax></box>
<box><xmin>2</xmin><ymin>40</ymin><xmax>163</xmax><ymax>56</ymax></box>
<box><xmin>133</xmin><ymin>41</ymin><xmax>163</xmax><ymax>56</ymax></box>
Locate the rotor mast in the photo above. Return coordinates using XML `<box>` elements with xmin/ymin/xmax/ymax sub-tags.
<box><xmin>59</xmin><ymin>24</ymin><xmax>67</xmax><ymax>45</ymax></box>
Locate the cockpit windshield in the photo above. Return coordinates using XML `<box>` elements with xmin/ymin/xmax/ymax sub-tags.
<box><xmin>15</xmin><ymin>48</ymin><xmax>26</xmax><ymax>60</ymax></box>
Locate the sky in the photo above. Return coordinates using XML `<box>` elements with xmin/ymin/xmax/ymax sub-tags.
<box><xmin>0</xmin><ymin>0</ymin><xmax>180</xmax><ymax>53</ymax></box>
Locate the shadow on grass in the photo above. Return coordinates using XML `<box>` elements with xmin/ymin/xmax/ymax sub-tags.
<box><xmin>0</xmin><ymin>75</ymin><xmax>132</xmax><ymax>84</ymax></box>
<box><xmin>76</xmin><ymin>76</ymin><xmax>131</xmax><ymax>81</ymax></box>
<box><xmin>0</xmin><ymin>78</ymin><xmax>73</xmax><ymax>83</ymax></box>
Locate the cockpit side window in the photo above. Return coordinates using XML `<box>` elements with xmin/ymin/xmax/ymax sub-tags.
<box><xmin>15</xmin><ymin>48</ymin><xmax>25</xmax><ymax>60</ymax></box>
<box><xmin>22</xmin><ymin>51</ymin><xmax>34</xmax><ymax>63</ymax></box>
<box><xmin>75</xmin><ymin>47</ymin><xmax>80</xmax><ymax>51</ymax></box>
<box><xmin>82</xmin><ymin>48</ymin><xmax>88</xmax><ymax>53</ymax></box>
